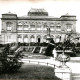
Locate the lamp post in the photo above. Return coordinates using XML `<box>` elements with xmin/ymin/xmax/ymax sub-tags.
<box><xmin>57</xmin><ymin>33</ymin><xmax>70</xmax><ymax>67</ymax></box>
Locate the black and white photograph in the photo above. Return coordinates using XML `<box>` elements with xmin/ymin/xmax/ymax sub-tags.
<box><xmin>0</xmin><ymin>0</ymin><xmax>80</xmax><ymax>80</ymax></box>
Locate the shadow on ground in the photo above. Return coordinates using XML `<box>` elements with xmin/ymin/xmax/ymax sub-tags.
<box><xmin>0</xmin><ymin>64</ymin><xmax>61</xmax><ymax>80</ymax></box>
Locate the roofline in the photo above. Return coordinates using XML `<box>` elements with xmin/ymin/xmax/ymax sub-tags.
<box><xmin>2</xmin><ymin>14</ymin><xmax>17</xmax><ymax>16</ymax></box>
<box><xmin>61</xmin><ymin>15</ymin><xmax>76</xmax><ymax>17</ymax></box>
<box><xmin>1</xmin><ymin>18</ymin><xmax>77</xmax><ymax>21</ymax></box>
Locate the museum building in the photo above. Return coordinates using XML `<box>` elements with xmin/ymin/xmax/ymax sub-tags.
<box><xmin>1</xmin><ymin>8</ymin><xmax>77</xmax><ymax>44</ymax></box>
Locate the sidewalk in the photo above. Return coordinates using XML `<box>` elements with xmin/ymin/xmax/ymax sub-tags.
<box><xmin>21</xmin><ymin>57</ymin><xmax>80</xmax><ymax>80</ymax></box>
<box><xmin>21</xmin><ymin>57</ymin><xmax>80</xmax><ymax>74</ymax></box>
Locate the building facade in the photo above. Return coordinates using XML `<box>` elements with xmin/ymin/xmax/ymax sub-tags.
<box><xmin>1</xmin><ymin>8</ymin><xmax>77</xmax><ymax>44</ymax></box>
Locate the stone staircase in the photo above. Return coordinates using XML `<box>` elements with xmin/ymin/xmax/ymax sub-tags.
<box><xmin>33</xmin><ymin>46</ymin><xmax>41</xmax><ymax>53</ymax></box>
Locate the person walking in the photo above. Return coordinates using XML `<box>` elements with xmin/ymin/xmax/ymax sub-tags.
<box><xmin>52</xmin><ymin>48</ymin><xmax>57</xmax><ymax>61</ymax></box>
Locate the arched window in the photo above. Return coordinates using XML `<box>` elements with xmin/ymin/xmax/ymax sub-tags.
<box><xmin>23</xmin><ymin>22</ymin><xmax>29</xmax><ymax>30</ymax></box>
<box><xmin>24</xmin><ymin>35</ymin><xmax>28</xmax><ymax>43</ymax></box>
<box><xmin>17</xmin><ymin>22</ymin><xmax>23</xmax><ymax>30</ymax></box>
<box><xmin>17</xmin><ymin>35</ymin><xmax>22</xmax><ymax>42</ymax></box>
<box><xmin>37</xmin><ymin>35</ymin><xmax>41</xmax><ymax>43</ymax></box>
<box><xmin>6</xmin><ymin>22</ymin><xmax>12</xmax><ymax>31</ymax></box>
<box><xmin>30</xmin><ymin>35</ymin><xmax>35</xmax><ymax>42</ymax></box>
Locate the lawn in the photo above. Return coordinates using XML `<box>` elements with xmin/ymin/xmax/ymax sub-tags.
<box><xmin>22</xmin><ymin>52</ymin><xmax>50</xmax><ymax>59</ymax></box>
<box><xmin>0</xmin><ymin>64</ymin><xmax>61</xmax><ymax>80</ymax></box>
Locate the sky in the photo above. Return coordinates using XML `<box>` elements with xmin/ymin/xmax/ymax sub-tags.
<box><xmin>0</xmin><ymin>0</ymin><xmax>80</xmax><ymax>33</ymax></box>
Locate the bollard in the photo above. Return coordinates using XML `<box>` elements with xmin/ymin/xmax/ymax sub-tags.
<box><xmin>55</xmin><ymin>65</ymin><xmax>72</xmax><ymax>80</ymax></box>
<box><xmin>38</xmin><ymin>61</ymin><xmax>39</xmax><ymax>64</ymax></box>
<box><xmin>47</xmin><ymin>63</ymin><xmax>48</xmax><ymax>66</ymax></box>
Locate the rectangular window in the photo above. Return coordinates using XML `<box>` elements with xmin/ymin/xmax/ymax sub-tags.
<box><xmin>23</xmin><ymin>25</ymin><xmax>29</xmax><ymax>30</ymax></box>
<box><xmin>67</xmin><ymin>24</ymin><xmax>72</xmax><ymax>31</ymax></box>
<box><xmin>43</xmin><ymin>25</ymin><xmax>47</xmax><ymax>30</ymax></box>
<box><xmin>56</xmin><ymin>26</ymin><xmax>61</xmax><ymax>31</ymax></box>
<box><xmin>17</xmin><ymin>25</ymin><xmax>23</xmax><ymax>30</ymax></box>
<box><xmin>30</xmin><ymin>25</ymin><xmax>35</xmax><ymax>30</ymax></box>
<box><xmin>37</xmin><ymin>25</ymin><xmax>41</xmax><ymax>30</ymax></box>
<box><xmin>7</xmin><ymin>26</ymin><xmax>11</xmax><ymax>31</ymax></box>
<box><xmin>6</xmin><ymin>22</ymin><xmax>12</xmax><ymax>31</ymax></box>
<box><xmin>50</xmin><ymin>26</ymin><xmax>54</xmax><ymax>31</ymax></box>
<box><xmin>7</xmin><ymin>35</ymin><xmax>11</xmax><ymax>43</ymax></box>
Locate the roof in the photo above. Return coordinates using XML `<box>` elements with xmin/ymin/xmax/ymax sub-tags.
<box><xmin>61</xmin><ymin>13</ymin><xmax>76</xmax><ymax>17</ymax></box>
<box><xmin>28</xmin><ymin>8</ymin><xmax>48</xmax><ymax>16</ymax></box>
<box><xmin>18</xmin><ymin>16</ymin><xmax>60</xmax><ymax>21</ymax></box>
<box><xmin>2</xmin><ymin>12</ymin><xmax>17</xmax><ymax>15</ymax></box>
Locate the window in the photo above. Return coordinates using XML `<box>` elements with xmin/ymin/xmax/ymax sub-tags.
<box><xmin>50</xmin><ymin>26</ymin><xmax>54</xmax><ymax>31</ymax></box>
<box><xmin>66</xmin><ymin>24</ymin><xmax>72</xmax><ymax>31</ymax></box>
<box><xmin>23</xmin><ymin>23</ymin><xmax>29</xmax><ymax>30</ymax></box>
<box><xmin>50</xmin><ymin>23</ymin><xmax>54</xmax><ymax>31</ymax></box>
<box><xmin>43</xmin><ymin>25</ymin><xmax>47</xmax><ymax>30</ymax></box>
<box><xmin>24</xmin><ymin>25</ymin><xmax>29</xmax><ymax>30</ymax></box>
<box><xmin>56</xmin><ymin>26</ymin><xmax>61</xmax><ymax>31</ymax></box>
<box><xmin>56</xmin><ymin>36</ymin><xmax>61</xmax><ymax>43</ymax></box>
<box><xmin>7</xmin><ymin>35</ymin><xmax>11</xmax><ymax>43</ymax></box>
<box><xmin>30</xmin><ymin>35</ymin><xmax>35</xmax><ymax>42</ymax></box>
<box><xmin>37</xmin><ymin>24</ymin><xmax>42</xmax><ymax>30</ymax></box>
<box><xmin>37</xmin><ymin>35</ymin><xmax>41</xmax><ymax>43</ymax></box>
<box><xmin>6</xmin><ymin>22</ymin><xmax>12</xmax><ymax>31</ymax></box>
<box><xmin>24</xmin><ymin>35</ymin><xmax>28</xmax><ymax>43</ymax></box>
<box><xmin>30</xmin><ymin>25</ymin><xmax>35</xmax><ymax>30</ymax></box>
<box><xmin>43</xmin><ymin>35</ymin><xmax>47</xmax><ymax>42</ymax></box>
<box><xmin>17</xmin><ymin>22</ymin><xmax>23</xmax><ymax>30</ymax></box>
<box><xmin>17</xmin><ymin>35</ymin><xmax>22</xmax><ymax>42</ymax></box>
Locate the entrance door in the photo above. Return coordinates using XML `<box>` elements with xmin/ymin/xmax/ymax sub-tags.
<box><xmin>38</xmin><ymin>38</ymin><xmax>40</xmax><ymax>43</ymax></box>
<box><xmin>37</xmin><ymin>35</ymin><xmax>41</xmax><ymax>43</ymax></box>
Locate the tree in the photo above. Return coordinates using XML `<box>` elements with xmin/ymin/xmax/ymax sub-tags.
<box><xmin>0</xmin><ymin>43</ymin><xmax>23</xmax><ymax>73</ymax></box>
<box><xmin>44</xmin><ymin>39</ymin><xmax>55</xmax><ymax>56</ymax></box>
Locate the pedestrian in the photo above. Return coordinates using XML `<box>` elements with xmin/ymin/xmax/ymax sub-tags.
<box><xmin>52</xmin><ymin>48</ymin><xmax>57</xmax><ymax>61</ymax></box>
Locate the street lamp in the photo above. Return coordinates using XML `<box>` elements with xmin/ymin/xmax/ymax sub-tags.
<box><xmin>57</xmin><ymin>33</ymin><xmax>70</xmax><ymax>67</ymax></box>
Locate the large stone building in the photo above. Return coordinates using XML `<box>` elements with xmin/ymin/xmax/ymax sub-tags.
<box><xmin>1</xmin><ymin>8</ymin><xmax>77</xmax><ymax>44</ymax></box>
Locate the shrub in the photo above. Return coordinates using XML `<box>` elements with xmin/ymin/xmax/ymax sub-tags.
<box><xmin>0</xmin><ymin>44</ymin><xmax>23</xmax><ymax>73</ymax></box>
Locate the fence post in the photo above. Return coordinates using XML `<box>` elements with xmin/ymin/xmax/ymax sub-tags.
<box><xmin>29</xmin><ymin>60</ymin><xmax>30</xmax><ymax>63</ymax></box>
<box><xmin>38</xmin><ymin>61</ymin><xmax>39</xmax><ymax>64</ymax></box>
<box><xmin>47</xmin><ymin>63</ymin><xmax>48</xmax><ymax>66</ymax></box>
<box><xmin>54</xmin><ymin>65</ymin><xmax>55</xmax><ymax>75</ymax></box>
